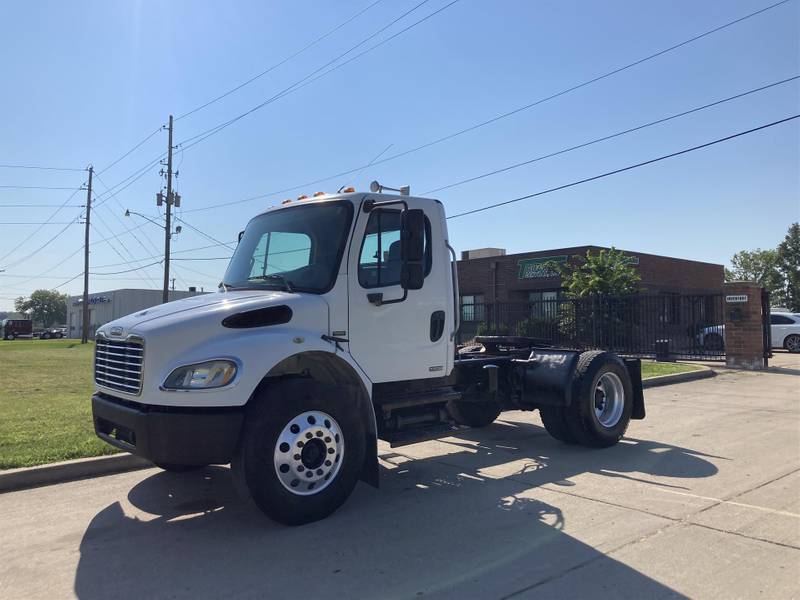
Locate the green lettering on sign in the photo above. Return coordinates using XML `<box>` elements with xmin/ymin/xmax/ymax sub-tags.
<box><xmin>517</xmin><ymin>255</ymin><xmax>568</xmax><ymax>279</ymax></box>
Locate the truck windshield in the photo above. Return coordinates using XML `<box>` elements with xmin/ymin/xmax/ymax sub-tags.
<box><xmin>222</xmin><ymin>201</ymin><xmax>354</xmax><ymax>294</ymax></box>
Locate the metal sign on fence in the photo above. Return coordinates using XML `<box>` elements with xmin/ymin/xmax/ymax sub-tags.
<box><xmin>725</xmin><ymin>295</ymin><xmax>748</xmax><ymax>303</ymax></box>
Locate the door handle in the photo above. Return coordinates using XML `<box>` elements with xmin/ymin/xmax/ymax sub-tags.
<box><xmin>430</xmin><ymin>310</ymin><xmax>445</xmax><ymax>342</ymax></box>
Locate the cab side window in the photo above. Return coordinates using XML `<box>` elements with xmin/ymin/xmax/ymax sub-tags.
<box><xmin>358</xmin><ymin>209</ymin><xmax>432</xmax><ymax>288</ymax></box>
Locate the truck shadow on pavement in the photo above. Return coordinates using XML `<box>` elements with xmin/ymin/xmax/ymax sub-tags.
<box><xmin>74</xmin><ymin>419</ymin><xmax>718</xmax><ymax>599</ymax></box>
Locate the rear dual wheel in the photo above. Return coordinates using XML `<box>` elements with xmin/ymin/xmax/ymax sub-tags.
<box><xmin>540</xmin><ymin>351</ymin><xmax>633</xmax><ymax>448</ymax></box>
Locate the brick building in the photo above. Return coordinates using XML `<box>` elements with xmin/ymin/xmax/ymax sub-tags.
<box><xmin>457</xmin><ymin>246</ymin><xmax>724</xmax><ymax>336</ymax></box>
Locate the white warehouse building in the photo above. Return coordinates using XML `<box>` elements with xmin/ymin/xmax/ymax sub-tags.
<box><xmin>66</xmin><ymin>288</ymin><xmax>207</xmax><ymax>339</ymax></box>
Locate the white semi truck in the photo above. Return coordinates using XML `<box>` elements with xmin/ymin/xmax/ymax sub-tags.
<box><xmin>92</xmin><ymin>186</ymin><xmax>645</xmax><ymax>525</ymax></box>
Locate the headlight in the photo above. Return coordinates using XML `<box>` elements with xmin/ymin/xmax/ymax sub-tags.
<box><xmin>163</xmin><ymin>360</ymin><xmax>238</xmax><ymax>390</ymax></box>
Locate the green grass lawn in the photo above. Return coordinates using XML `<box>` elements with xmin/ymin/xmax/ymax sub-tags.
<box><xmin>640</xmin><ymin>361</ymin><xmax>704</xmax><ymax>379</ymax></box>
<box><xmin>0</xmin><ymin>339</ymin><xmax>118</xmax><ymax>469</ymax></box>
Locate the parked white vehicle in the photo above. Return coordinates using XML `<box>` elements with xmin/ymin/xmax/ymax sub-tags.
<box><xmin>699</xmin><ymin>312</ymin><xmax>800</xmax><ymax>353</ymax></box>
<box><xmin>91</xmin><ymin>187</ymin><xmax>645</xmax><ymax>525</ymax></box>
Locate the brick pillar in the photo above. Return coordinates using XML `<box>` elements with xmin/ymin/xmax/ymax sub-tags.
<box><xmin>724</xmin><ymin>282</ymin><xmax>766</xmax><ymax>370</ymax></box>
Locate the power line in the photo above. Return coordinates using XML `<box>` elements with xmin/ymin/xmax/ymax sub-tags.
<box><xmin>182</xmin><ymin>0</ymin><xmax>792</xmax><ymax>214</ymax></box>
<box><xmin>175</xmin><ymin>0</ymin><xmax>387</xmax><ymax>121</ymax></box>
<box><xmin>91</xmin><ymin>260</ymin><xmax>163</xmax><ymax>276</ymax></box>
<box><xmin>0</xmin><ymin>204</ymin><xmax>84</xmax><ymax>208</ymax></box>
<box><xmin>0</xmin><ymin>185</ymin><xmax>83</xmax><ymax>190</ymax></box>
<box><xmin>96</xmin><ymin>126</ymin><xmax>164</xmax><ymax>175</ymax></box>
<box><xmin>175</xmin><ymin>0</ymin><xmax>457</xmax><ymax>152</ymax></box>
<box><xmin>173</xmin><ymin>216</ymin><xmax>236</xmax><ymax>250</ymax></box>
<box><xmin>0</xmin><ymin>183</ymin><xmax>85</xmax><ymax>266</ymax></box>
<box><xmin>0</xmin><ymin>221</ymin><xmax>78</xmax><ymax>225</ymax></box>
<box><xmin>447</xmin><ymin>115</ymin><xmax>799</xmax><ymax>219</ymax></box>
<box><xmin>0</xmin><ymin>164</ymin><xmax>84</xmax><ymax>172</ymax></box>
<box><xmin>0</xmin><ymin>218</ymin><xmax>80</xmax><ymax>271</ymax></box>
<box><xmin>424</xmin><ymin>75</ymin><xmax>800</xmax><ymax>194</ymax></box>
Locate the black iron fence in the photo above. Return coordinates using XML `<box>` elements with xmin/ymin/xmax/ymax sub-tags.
<box><xmin>458</xmin><ymin>293</ymin><xmax>726</xmax><ymax>360</ymax></box>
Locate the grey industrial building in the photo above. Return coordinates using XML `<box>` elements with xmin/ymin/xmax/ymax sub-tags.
<box><xmin>66</xmin><ymin>288</ymin><xmax>207</xmax><ymax>339</ymax></box>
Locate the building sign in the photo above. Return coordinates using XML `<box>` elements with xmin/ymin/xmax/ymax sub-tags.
<box><xmin>72</xmin><ymin>296</ymin><xmax>111</xmax><ymax>306</ymax></box>
<box><xmin>725</xmin><ymin>294</ymin><xmax>748</xmax><ymax>303</ymax></box>
<box><xmin>517</xmin><ymin>256</ymin><xmax>567</xmax><ymax>279</ymax></box>
<box><xmin>621</xmin><ymin>255</ymin><xmax>640</xmax><ymax>266</ymax></box>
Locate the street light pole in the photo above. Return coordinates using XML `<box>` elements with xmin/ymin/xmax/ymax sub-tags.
<box><xmin>81</xmin><ymin>166</ymin><xmax>93</xmax><ymax>344</ymax></box>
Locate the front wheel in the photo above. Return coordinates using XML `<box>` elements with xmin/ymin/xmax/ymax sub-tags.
<box><xmin>232</xmin><ymin>379</ymin><xmax>365</xmax><ymax>526</ymax></box>
<box><xmin>785</xmin><ymin>334</ymin><xmax>800</xmax><ymax>353</ymax></box>
<box><xmin>41</xmin><ymin>332</ymin><xmax>50</xmax><ymax>340</ymax></box>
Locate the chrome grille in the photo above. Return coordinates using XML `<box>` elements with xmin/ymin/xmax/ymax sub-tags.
<box><xmin>94</xmin><ymin>337</ymin><xmax>143</xmax><ymax>394</ymax></box>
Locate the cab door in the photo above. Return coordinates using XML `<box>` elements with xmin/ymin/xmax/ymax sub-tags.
<box><xmin>346</xmin><ymin>198</ymin><xmax>450</xmax><ymax>383</ymax></box>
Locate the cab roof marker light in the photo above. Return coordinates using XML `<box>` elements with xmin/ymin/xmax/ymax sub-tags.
<box><xmin>342</xmin><ymin>187</ymin><xmax>356</xmax><ymax>193</ymax></box>
<box><xmin>281</xmin><ymin>199</ymin><xmax>292</xmax><ymax>205</ymax></box>
<box><xmin>313</xmin><ymin>191</ymin><xmax>326</xmax><ymax>197</ymax></box>
<box><xmin>297</xmin><ymin>195</ymin><xmax>308</xmax><ymax>201</ymax></box>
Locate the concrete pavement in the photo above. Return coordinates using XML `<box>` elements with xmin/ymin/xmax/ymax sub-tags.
<box><xmin>1</xmin><ymin>355</ymin><xmax>798</xmax><ymax>599</ymax></box>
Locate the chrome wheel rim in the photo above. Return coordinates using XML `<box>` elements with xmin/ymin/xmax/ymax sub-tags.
<box><xmin>274</xmin><ymin>410</ymin><xmax>344</xmax><ymax>496</ymax></box>
<box><xmin>787</xmin><ymin>336</ymin><xmax>800</xmax><ymax>352</ymax></box>
<box><xmin>593</xmin><ymin>372</ymin><xmax>625</xmax><ymax>429</ymax></box>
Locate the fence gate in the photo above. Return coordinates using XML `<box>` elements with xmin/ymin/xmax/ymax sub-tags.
<box><xmin>458</xmin><ymin>293</ymin><xmax>728</xmax><ymax>360</ymax></box>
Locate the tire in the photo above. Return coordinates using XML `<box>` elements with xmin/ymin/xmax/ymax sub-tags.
<box><xmin>784</xmin><ymin>334</ymin><xmax>800</xmax><ymax>353</ymax></box>
<box><xmin>539</xmin><ymin>405</ymin><xmax>576</xmax><ymax>444</ymax></box>
<box><xmin>563</xmin><ymin>351</ymin><xmax>633</xmax><ymax>448</ymax></box>
<box><xmin>153</xmin><ymin>462</ymin><xmax>206</xmax><ymax>472</ymax></box>
<box><xmin>447</xmin><ymin>399</ymin><xmax>502</xmax><ymax>428</ymax></box>
<box><xmin>41</xmin><ymin>332</ymin><xmax>50</xmax><ymax>340</ymax></box>
<box><xmin>704</xmin><ymin>333</ymin><xmax>724</xmax><ymax>352</ymax></box>
<box><xmin>7</xmin><ymin>333</ymin><xmax>15</xmax><ymax>341</ymax></box>
<box><xmin>232</xmin><ymin>378</ymin><xmax>366</xmax><ymax>526</ymax></box>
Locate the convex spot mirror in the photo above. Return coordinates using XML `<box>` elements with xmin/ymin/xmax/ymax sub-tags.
<box><xmin>400</xmin><ymin>208</ymin><xmax>425</xmax><ymax>291</ymax></box>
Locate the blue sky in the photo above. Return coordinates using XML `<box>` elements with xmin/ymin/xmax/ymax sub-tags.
<box><xmin>0</xmin><ymin>0</ymin><xmax>798</xmax><ymax>310</ymax></box>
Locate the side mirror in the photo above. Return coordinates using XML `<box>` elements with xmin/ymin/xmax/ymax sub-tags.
<box><xmin>401</xmin><ymin>209</ymin><xmax>425</xmax><ymax>262</ymax></box>
<box><xmin>401</xmin><ymin>263</ymin><xmax>424</xmax><ymax>290</ymax></box>
<box><xmin>400</xmin><ymin>209</ymin><xmax>425</xmax><ymax>291</ymax></box>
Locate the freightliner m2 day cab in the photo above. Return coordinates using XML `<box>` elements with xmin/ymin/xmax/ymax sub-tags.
<box><xmin>92</xmin><ymin>186</ymin><xmax>645</xmax><ymax>525</ymax></box>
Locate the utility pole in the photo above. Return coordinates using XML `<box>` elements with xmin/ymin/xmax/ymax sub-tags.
<box><xmin>81</xmin><ymin>166</ymin><xmax>93</xmax><ymax>344</ymax></box>
<box><xmin>162</xmin><ymin>115</ymin><xmax>174</xmax><ymax>304</ymax></box>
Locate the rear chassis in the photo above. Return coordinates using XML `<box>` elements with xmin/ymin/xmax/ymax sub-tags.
<box><xmin>451</xmin><ymin>336</ymin><xmax>645</xmax><ymax>418</ymax></box>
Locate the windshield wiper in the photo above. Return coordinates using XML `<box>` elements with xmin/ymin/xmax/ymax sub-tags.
<box><xmin>219</xmin><ymin>281</ymin><xmax>236</xmax><ymax>291</ymax></box>
<box><xmin>246</xmin><ymin>274</ymin><xmax>295</xmax><ymax>292</ymax></box>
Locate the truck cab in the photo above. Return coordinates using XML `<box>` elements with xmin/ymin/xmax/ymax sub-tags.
<box><xmin>92</xmin><ymin>189</ymin><xmax>644</xmax><ymax>525</ymax></box>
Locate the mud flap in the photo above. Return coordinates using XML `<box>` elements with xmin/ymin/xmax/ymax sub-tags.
<box><xmin>624</xmin><ymin>358</ymin><xmax>646</xmax><ymax>420</ymax></box>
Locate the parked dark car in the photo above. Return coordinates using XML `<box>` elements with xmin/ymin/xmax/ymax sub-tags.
<box><xmin>34</xmin><ymin>327</ymin><xmax>65</xmax><ymax>340</ymax></box>
<box><xmin>2</xmin><ymin>319</ymin><xmax>33</xmax><ymax>340</ymax></box>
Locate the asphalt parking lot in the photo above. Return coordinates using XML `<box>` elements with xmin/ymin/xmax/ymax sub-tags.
<box><xmin>1</xmin><ymin>354</ymin><xmax>798</xmax><ymax>599</ymax></box>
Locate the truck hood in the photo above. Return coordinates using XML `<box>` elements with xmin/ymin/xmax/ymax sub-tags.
<box><xmin>97</xmin><ymin>289</ymin><xmax>315</xmax><ymax>336</ymax></box>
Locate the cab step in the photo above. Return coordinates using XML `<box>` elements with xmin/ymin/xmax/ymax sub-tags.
<box><xmin>382</xmin><ymin>422</ymin><xmax>468</xmax><ymax>448</ymax></box>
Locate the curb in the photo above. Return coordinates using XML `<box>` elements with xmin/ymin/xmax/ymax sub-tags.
<box><xmin>0</xmin><ymin>453</ymin><xmax>152</xmax><ymax>494</ymax></box>
<box><xmin>642</xmin><ymin>366</ymin><xmax>716</xmax><ymax>388</ymax></box>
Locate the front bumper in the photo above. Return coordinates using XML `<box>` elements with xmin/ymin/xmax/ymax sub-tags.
<box><xmin>92</xmin><ymin>392</ymin><xmax>244</xmax><ymax>465</ymax></box>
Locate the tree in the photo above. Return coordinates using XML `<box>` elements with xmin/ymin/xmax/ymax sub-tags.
<box><xmin>725</xmin><ymin>248</ymin><xmax>785</xmax><ymax>305</ymax></box>
<box><xmin>777</xmin><ymin>222</ymin><xmax>800</xmax><ymax>311</ymax></box>
<box><xmin>553</xmin><ymin>247</ymin><xmax>641</xmax><ymax>298</ymax></box>
<box><xmin>14</xmin><ymin>290</ymin><xmax>68</xmax><ymax>327</ymax></box>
